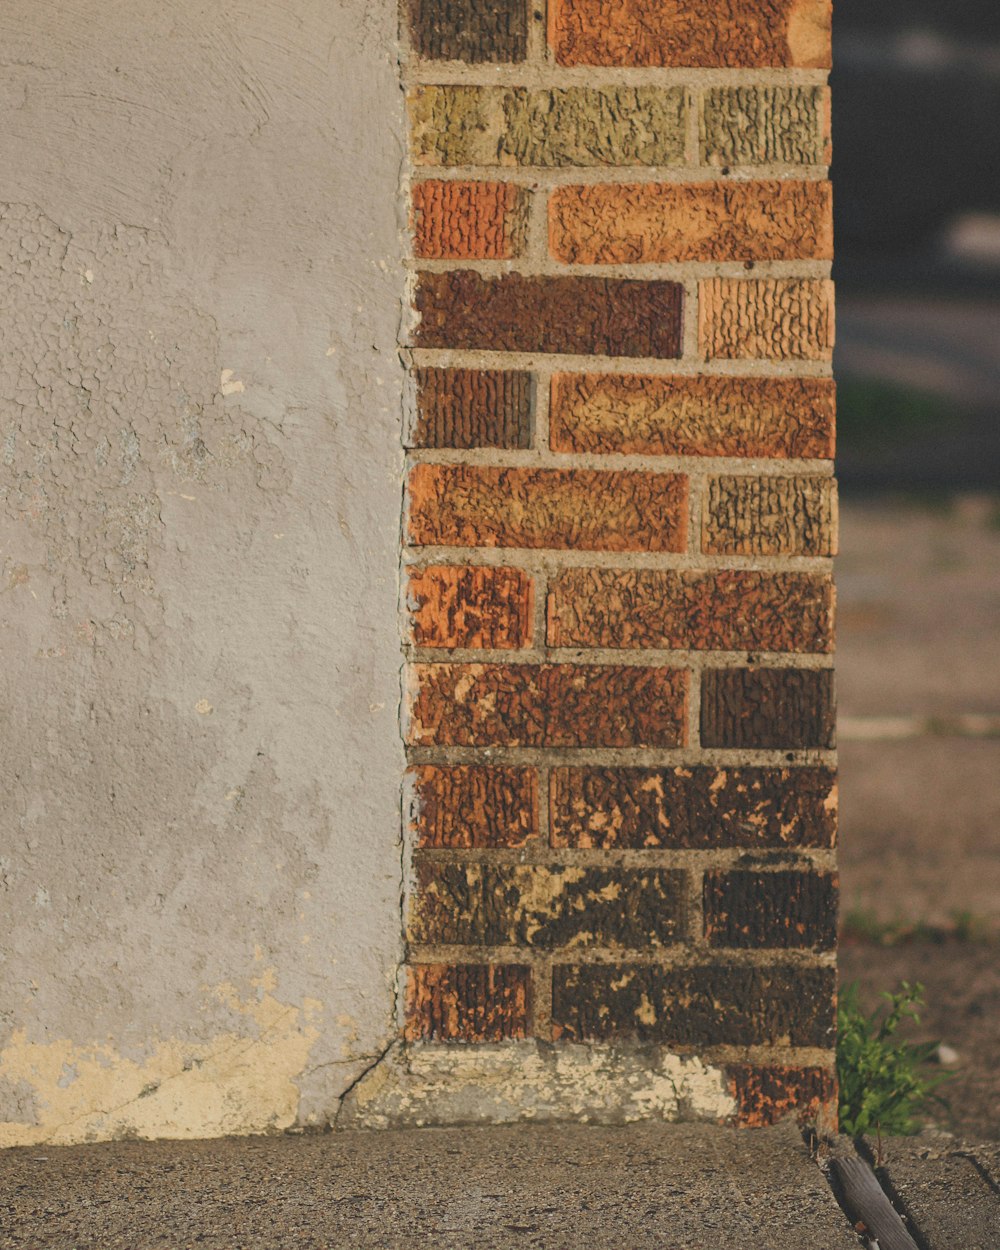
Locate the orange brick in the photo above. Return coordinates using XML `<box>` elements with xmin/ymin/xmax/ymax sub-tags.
<box><xmin>549</xmin><ymin>0</ymin><xmax>831</xmax><ymax>68</ymax></box>
<box><xmin>549</xmin><ymin>373</ymin><xmax>835</xmax><ymax>459</ymax></box>
<box><xmin>549</xmin><ymin>181</ymin><xmax>832</xmax><ymax>264</ymax></box>
<box><xmin>411</xmin><ymin>180</ymin><xmax>529</xmax><ymax>260</ymax></box>
<box><xmin>407</xmin><ymin>565</ymin><xmax>534</xmax><ymax>649</ymax></box>
<box><xmin>699</xmin><ymin>278</ymin><xmax>835</xmax><ymax>361</ymax></box>
<box><xmin>407</xmin><ymin>663</ymin><xmax>689</xmax><ymax>748</ymax></box>
<box><xmin>406</xmin><ymin>765</ymin><xmax>538</xmax><ymax>849</ymax></box>
<box><xmin>547</xmin><ymin>569</ymin><xmax>833</xmax><ymax>652</ymax></box>
<box><xmin>405</xmin><ymin>964</ymin><xmax>531</xmax><ymax>1042</ymax></box>
<box><xmin>407</xmin><ymin>464</ymin><xmax>688</xmax><ymax>552</ymax></box>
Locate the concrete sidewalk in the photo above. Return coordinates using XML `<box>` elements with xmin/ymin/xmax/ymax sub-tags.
<box><xmin>3</xmin><ymin>1121</ymin><xmax>998</xmax><ymax>1249</ymax></box>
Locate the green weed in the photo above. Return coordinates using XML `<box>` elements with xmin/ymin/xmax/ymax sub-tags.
<box><xmin>837</xmin><ymin>981</ymin><xmax>950</xmax><ymax>1137</ymax></box>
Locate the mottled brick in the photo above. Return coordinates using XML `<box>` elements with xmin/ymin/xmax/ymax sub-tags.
<box><xmin>549</xmin><ymin>181</ymin><xmax>832</xmax><ymax>264</ymax></box>
<box><xmin>550</xmin><ymin>765</ymin><xmax>837</xmax><ymax>850</ymax></box>
<box><xmin>699</xmin><ymin>278</ymin><xmax>834</xmax><ymax>361</ymax></box>
<box><xmin>700</xmin><ymin>668</ymin><xmax>836</xmax><ymax>750</ymax></box>
<box><xmin>549</xmin><ymin>0</ymin><xmax>831</xmax><ymax>69</ymax></box>
<box><xmin>728</xmin><ymin>1065</ymin><xmax>838</xmax><ymax>1128</ymax></box>
<box><xmin>547</xmin><ymin>569</ymin><xmax>833</xmax><ymax>652</ymax></box>
<box><xmin>409</xmin><ymin>85</ymin><xmax>686</xmax><ymax>168</ymax></box>
<box><xmin>410</xmin><ymin>368</ymin><xmax>533</xmax><ymax>451</ymax></box>
<box><xmin>552</xmin><ymin>963</ymin><xmax>836</xmax><ymax>1046</ymax></box>
<box><xmin>407</xmin><ymin>765</ymin><xmax>538</xmax><ymax>849</ymax></box>
<box><xmin>407</xmin><ymin>0</ymin><xmax>528</xmax><ymax>63</ymax></box>
<box><xmin>415</xmin><ymin>272</ymin><xmax>683</xmax><ymax>358</ymax></box>
<box><xmin>700</xmin><ymin>86</ymin><xmax>830</xmax><ymax>167</ymax></box>
<box><xmin>412</xmin><ymin>180</ymin><xmax>529</xmax><ymax>260</ymax></box>
<box><xmin>405</xmin><ymin>964</ymin><xmax>531</xmax><ymax>1042</ymax></box>
<box><xmin>549</xmin><ymin>373</ymin><xmax>835</xmax><ymax>459</ymax></box>
<box><xmin>407</xmin><ymin>565</ymin><xmax>533</xmax><ymax>649</ymax></box>
<box><xmin>410</xmin><ymin>863</ymin><xmax>687</xmax><ymax>949</ymax></box>
<box><xmin>704</xmin><ymin>870</ymin><xmax>837</xmax><ymax>949</ymax></box>
<box><xmin>407</xmin><ymin>464</ymin><xmax>688</xmax><ymax>552</ymax></box>
<box><xmin>704</xmin><ymin>475</ymin><xmax>836</xmax><ymax>556</ymax></box>
<box><xmin>407</xmin><ymin>663</ymin><xmax>689</xmax><ymax>748</ymax></box>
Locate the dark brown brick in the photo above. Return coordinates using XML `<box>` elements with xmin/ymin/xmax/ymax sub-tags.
<box><xmin>406</xmin><ymin>465</ymin><xmax>689</xmax><ymax>553</ymax></box>
<box><xmin>414</xmin><ymin>271</ymin><xmax>684</xmax><ymax>358</ymax></box>
<box><xmin>410</xmin><ymin>368</ymin><xmax>533</xmax><ymax>450</ymax></box>
<box><xmin>407</xmin><ymin>565</ymin><xmax>534</xmax><ymax>649</ymax></box>
<box><xmin>728</xmin><ymin>1065</ymin><xmax>838</xmax><ymax>1128</ymax></box>
<box><xmin>407</xmin><ymin>0</ymin><xmax>528</xmax><ymax>63</ymax></box>
<box><xmin>547</xmin><ymin>569</ymin><xmax>833</xmax><ymax>652</ymax></box>
<box><xmin>407</xmin><ymin>663</ymin><xmax>689</xmax><ymax>748</ymax></box>
<box><xmin>407</xmin><ymin>765</ymin><xmax>538</xmax><ymax>849</ymax></box>
<box><xmin>700</xmin><ymin>668</ymin><xmax>835</xmax><ymax>750</ymax></box>
<box><xmin>549</xmin><ymin>373</ymin><xmax>836</xmax><ymax>459</ymax></box>
<box><xmin>405</xmin><ymin>964</ymin><xmax>531</xmax><ymax>1042</ymax></box>
<box><xmin>549</xmin><ymin>766</ymin><xmax>837</xmax><ymax>850</ymax></box>
<box><xmin>704</xmin><ymin>870</ymin><xmax>837</xmax><ymax>949</ymax></box>
<box><xmin>552</xmin><ymin>963</ymin><xmax>836</xmax><ymax>1046</ymax></box>
<box><xmin>704</xmin><ymin>475</ymin><xmax>836</xmax><ymax>556</ymax></box>
<box><xmin>410</xmin><ymin>863</ymin><xmax>687</xmax><ymax>949</ymax></box>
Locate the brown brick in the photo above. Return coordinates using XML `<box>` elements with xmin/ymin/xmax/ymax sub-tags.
<box><xmin>549</xmin><ymin>373</ymin><xmax>835</xmax><ymax>459</ymax></box>
<box><xmin>414</xmin><ymin>272</ymin><xmax>684</xmax><ymax>358</ymax></box>
<box><xmin>700</xmin><ymin>86</ymin><xmax>830</xmax><ymax>167</ymax></box>
<box><xmin>549</xmin><ymin>0</ymin><xmax>831</xmax><ymax>69</ymax></box>
<box><xmin>547</xmin><ymin>569</ymin><xmax>833</xmax><ymax>652</ymax></box>
<box><xmin>704</xmin><ymin>870</ymin><xmax>837</xmax><ymax>949</ymax></box>
<box><xmin>410</xmin><ymin>863</ymin><xmax>687</xmax><ymax>948</ymax></box>
<box><xmin>552</xmin><ymin>963</ymin><xmax>836</xmax><ymax>1046</ymax></box>
<box><xmin>703</xmin><ymin>475</ymin><xmax>836</xmax><ymax>556</ymax></box>
<box><xmin>407</xmin><ymin>464</ymin><xmax>688</xmax><ymax>552</ymax></box>
<box><xmin>407</xmin><ymin>765</ymin><xmax>538</xmax><ymax>849</ymax></box>
<box><xmin>407</xmin><ymin>663</ymin><xmax>689</xmax><ymax>748</ymax></box>
<box><xmin>699</xmin><ymin>278</ymin><xmax>834</xmax><ymax>361</ymax></box>
<box><xmin>407</xmin><ymin>0</ymin><xmax>528</xmax><ymax>63</ymax></box>
<box><xmin>550</xmin><ymin>765</ymin><xmax>837</xmax><ymax>850</ymax></box>
<box><xmin>700</xmin><ymin>668</ymin><xmax>835</xmax><ymax>750</ymax></box>
<box><xmin>410</xmin><ymin>368</ymin><xmax>533</xmax><ymax>451</ymax></box>
<box><xmin>549</xmin><ymin>181</ymin><xmax>832</xmax><ymax>264</ymax></box>
<box><xmin>412</xmin><ymin>180</ymin><xmax>529</xmax><ymax>260</ymax></box>
<box><xmin>409</xmin><ymin>85</ymin><xmax>686</xmax><ymax>168</ymax></box>
<box><xmin>728</xmin><ymin>1065</ymin><xmax>837</xmax><ymax>1128</ymax></box>
<box><xmin>407</xmin><ymin>566</ymin><xmax>534</xmax><ymax>650</ymax></box>
<box><xmin>405</xmin><ymin>964</ymin><xmax>531</xmax><ymax>1042</ymax></box>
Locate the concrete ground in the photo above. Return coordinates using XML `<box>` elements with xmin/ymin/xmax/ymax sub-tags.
<box><xmin>3</xmin><ymin>1119</ymin><xmax>997</xmax><ymax>1250</ymax></box>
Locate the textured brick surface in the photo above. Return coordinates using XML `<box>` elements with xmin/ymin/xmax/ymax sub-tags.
<box><xmin>728</xmin><ymin>1065</ymin><xmax>838</xmax><ymax>1127</ymax></box>
<box><xmin>549</xmin><ymin>373</ymin><xmax>835</xmax><ymax>459</ymax></box>
<box><xmin>408</xmin><ymin>766</ymin><xmax>538</xmax><ymax>850</ymax></box>
<box><xmin>704</xmin><ymin>475</ymin><xmax>836</xmax><ymax>556</ymax></box>
<box><xmin>412</xmin><ymin>180</ymin><xmax>529</xmax><ymax>260</ymax></box>
<box><xmin>701</xmin><ymin>87</ymin><xmax>830</xmax><ymax>167</ymax></box>
<box><xmin>407</xmin><ymin>0</ymin><xmax>528</xmax><ymax>63</ymax></box>
<box><xmin>407</xmin><ymin>565</ymin><xmax>534</xmax><ymax>649</ymax></box>
<box><xmin>552</xmin><ymin>964</ymin><xmax>836</xmax><ymax>1046</ymax></box>
<box><xmin>704</xmin><ymin>870</ymin><xmax>837</xmax><ymax>949</ymax></box>
<box><xmin>550</xmin><ymin>766</ymin><xmax>837</xmax><ymax>850</ymax></box>
<box><xmin>700</xmin><ymin>668</ymin><xmax>836</xmax><ymax>750</ymax></box>
<box><xmin>407</xmin><ymin>664</ymin><xmax>689</xmax><ymax>748</ymax></box>
<box><xmin>409</xmin><ymin>86</ymin><xmax>686</xmax><ymax>168</ymax></box>
<box><xmin>407</xmin><ymin>464</ymin><xmax>689</xmax><ymax>552</ymax></box>
<box><xmin>547</xmin><ymin>569</ymin><xmax>833</xmax><ymax>652</ymax></box>
<box><xmin>410</xmin><ymin>864</ymin><xmax>688</xmax><ymax>948</ymax></box>
<box><xmin>549</xmin><ymin>0</ymin><xmax>831</xmax><ymax>68</ymax></box>
<box><xmin>699</xmin><ymin>278</ymin><xmax>834</xmax><ymax>361</ymax></box>
<box><xmin>549</xmin><ymin>181</ymin><xmax>832</xmax><ymax>264</ymax></box>
<box><xmin>405</xmin><ymin>964</ymin><xmax>531</xmax><ymax>1042</ymax></box>
<box><xmin>415</xmin><ymin>272</ymin><xmax>684</xmax><ymax>358</ymax></box>
<box><xmin>410</xmin><ymin>368</ymin><xmax>533</xmax><ymax>451</ymax></box>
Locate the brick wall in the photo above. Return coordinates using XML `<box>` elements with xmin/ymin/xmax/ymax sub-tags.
<box><xmin>399</xmin><ymin>0</ymin><xmax>836</xmax><ymax>1129</ymax></box>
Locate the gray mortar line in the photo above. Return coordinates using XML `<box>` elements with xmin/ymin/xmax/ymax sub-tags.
<box><xmin>411</xmin><ymin>847</ymin><xmax>838</xmax><ymax>871</ymax></box>
<box><xmin>409</xmin><ymin>164</ymin><xmax>831</xmax><ymax>184</ymax></box>
<box><xmin>402</xmin><ymin>547</ymin><xmax>835</xmax><ymax>573</ymax></box>
<box><xmin>406</xmin><ymin>943</ymin><xmax>837</xmax><ymax>970</ymax></box>
<box><xmin>408</xmin><ymin>348</ymin><xmax>834</xmax><ymax>377</ymax></box>
<box><xmin>404</xmin><ymin>446</ymin><xmax>836</xmax><ymax>475</ymax></box>
<box><xmin>405</xmin><ymin>650</ymin><xmax>834</xmax><ymax>669</ymax></box>
<box><xmin>404</xmin><ymin>746</ymin><xmax>838</xmax><ymax>767</ymax></box>
<box><xmin>408</xmin><ymin>257</ymin><xmax>833</xmax><ymax>281</ymax></box>
<box><xmin>402</xmin><ymin>65</ymin><xmax>831</xmax><ymax>89</ymax></box>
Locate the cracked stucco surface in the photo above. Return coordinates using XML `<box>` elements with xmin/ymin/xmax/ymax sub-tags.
<box><xmin>0</xmin><ymin>0</ymin><xmax>406</xmax><ymax>1143</ymax></box>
